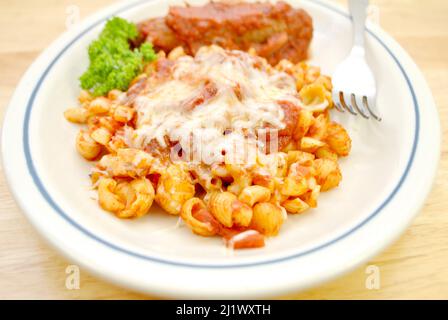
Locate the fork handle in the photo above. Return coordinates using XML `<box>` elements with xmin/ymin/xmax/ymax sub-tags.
<box><xmin>349</xmin><ymin>0</ymin><xmax>369</xmax><ymax>48</ymax></box>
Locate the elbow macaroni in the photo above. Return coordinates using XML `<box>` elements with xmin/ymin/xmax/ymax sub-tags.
<box><xmin>98</xmin><ymin>177</ymin><xmax>154</xmax><ymax>218</ymax></box>
<box><xmin>207</xmin><ymin>191</ymin><xmax>253</xmax><ymax>228</ymax></box>
<box><xmin>250</xmin><ymin>202</ymin><xmax>284</xmax><ymax>236</ymax></box>
<box><xmin>181</xmin><ymin>198</ymin><xmax>220</xmax><ymax>236</ymax></box>
<box><xmin>155</xmin><ymin>164</ymin><xmax>196</xmax><ymax>215</ymax></box>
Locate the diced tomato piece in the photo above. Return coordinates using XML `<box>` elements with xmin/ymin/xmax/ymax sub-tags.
<box><xmin>192</xmin><ymin>208</ymin><xmax>222</xmax><ymax>234</ymax></box>
<box><xmin>223</xmin><ymin>229</ymin><xmax>265</xmax><ymax>249</ymax></box>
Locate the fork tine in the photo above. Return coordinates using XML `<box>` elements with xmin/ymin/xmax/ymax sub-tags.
<box><xmin>335</xmin><ymin>103</ymin><xmax>345</xmax><ymax>112</ymax></box>
<box><xmin>332</xmin><ymin>91</ymin><xmax>345</xmax><ymax>112</ymax></box>
<box><xmin>363</xmin><ymin>96</ymin><xmax>382</xmax><ymax>121</ymax></box>
<box><xmin>351</xmin><ymin>94</ymin><xmax>369</xmax><ymax>119</ymax></box>
<box><xmin>334</xmin><ymin>100</ymin><xmax>345</xmax><ymax>112</ymax></box>
<box><xmin>339</xmin><ymin>92</ymin><xmax>357</xmax><ymax>115</ymax></box>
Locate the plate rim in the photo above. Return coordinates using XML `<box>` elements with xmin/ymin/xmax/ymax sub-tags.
<box><xmin>1</xmin><ymin>0</ymin><xmax>441</xmax><ymax>297</ymax></box>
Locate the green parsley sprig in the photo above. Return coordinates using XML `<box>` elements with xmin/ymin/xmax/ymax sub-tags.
<box><xmin>80</xmin><ymin>17</ymin><xmax>156</xmax><ymax>97</ymax></box>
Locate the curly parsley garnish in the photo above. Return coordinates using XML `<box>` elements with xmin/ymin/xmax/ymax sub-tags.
<box><xmin>80</xmin><ymin>17</ymin><xmax>156</xmax><ymax>96</ymax></box>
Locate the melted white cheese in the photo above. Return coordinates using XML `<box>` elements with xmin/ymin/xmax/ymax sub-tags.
<box><xmin>127</xmin><ymin>45</ymin><xmax>303</xmax><ymax>164</ymax></box>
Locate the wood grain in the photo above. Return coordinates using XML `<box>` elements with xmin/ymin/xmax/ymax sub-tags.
<box><xmin>0</xmin><ymin>0</ymin><xmax>447</xmax><ymax>299</ymax></box>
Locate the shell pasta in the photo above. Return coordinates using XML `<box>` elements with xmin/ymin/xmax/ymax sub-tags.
<box><xmin>65</xmin><ymin>44</ymin><xmax>351</xmax><ymax>250</ymax></box>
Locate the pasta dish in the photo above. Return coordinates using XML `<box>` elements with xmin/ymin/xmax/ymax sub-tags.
<box><xmin>64</xmin><ymin>1</ymin><xmax>351</xmax><ymax>249</ymax></box>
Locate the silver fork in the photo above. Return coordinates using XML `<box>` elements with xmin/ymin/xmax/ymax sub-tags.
<box><xmin>332</xmin><ymin>0</ymin><xmax>381</xmax><ymax>121</ymax></box>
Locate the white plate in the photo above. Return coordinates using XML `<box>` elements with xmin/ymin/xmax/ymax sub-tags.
<box><xmin>1</xmin><ymin>0</ymin><xmax>440</xmax><ymax>298</ymax></box>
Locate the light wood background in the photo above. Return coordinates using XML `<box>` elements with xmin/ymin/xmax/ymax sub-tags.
<box><xmin>0</xmin><ymin>0</ymin><xmax>447</xmax><ymax>299</ymax></box>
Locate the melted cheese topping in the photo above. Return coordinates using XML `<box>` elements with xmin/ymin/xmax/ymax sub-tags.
<box><xmin>127</xmin><ymin>45</ymin><xmax>303</xmax><ymax>164</ymax></box>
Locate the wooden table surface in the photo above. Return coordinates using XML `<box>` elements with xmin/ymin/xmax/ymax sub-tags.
<box><xmin>0</xmin><ymin>0</ymin><xmax>447</xmax><ymax>299</ymax></box>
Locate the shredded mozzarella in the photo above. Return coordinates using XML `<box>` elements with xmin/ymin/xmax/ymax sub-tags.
<box><xmin>127</xmin><ymin>45</ymin><xmax>304</xmax><ymax>164</ymax></box>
